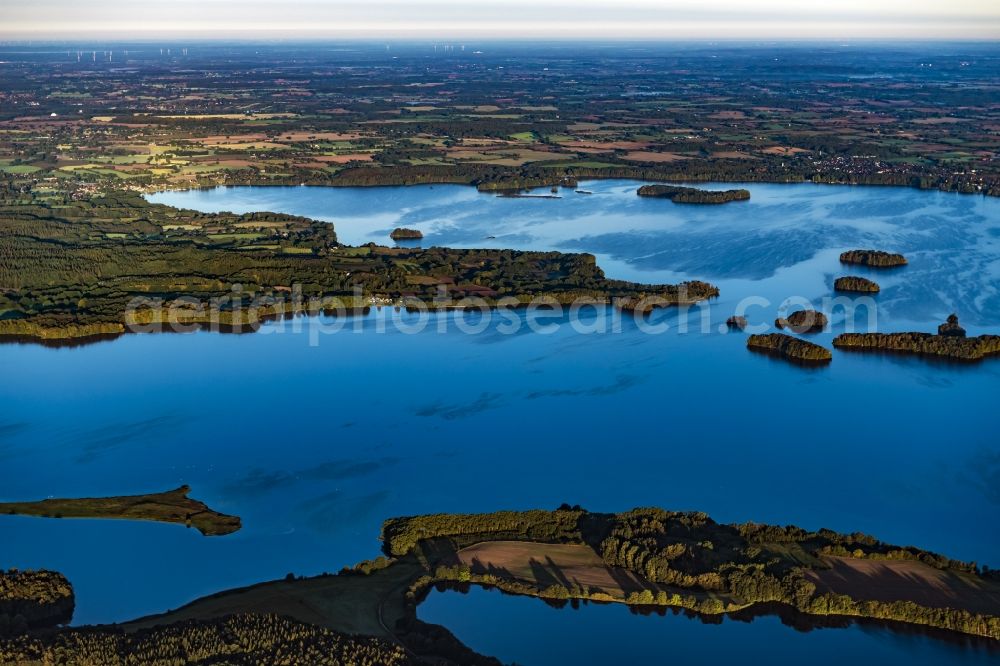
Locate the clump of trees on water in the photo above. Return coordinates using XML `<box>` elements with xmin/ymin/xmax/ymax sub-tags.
<box><xmin>833</xmin><ymin>332</ymin><xmax>1000</xmax><ymax>361</ymax></box>
<box><xmin>834</xmin><ymin>276</ymin><xmax>880</xmax><ymax>293</ymax></box>
<box><xmin>839</xmin><ymin>249</ymin><xmax>907</xmax><ymax>267</ymax></box>
<box><xmin>637</xmin><ymin>184</ymin><xmax>750</xmax><ymax>203</ymax></box>
<box><xmin>747</xmin><ymin>333</ymin><xmax>833</xmax><ymax>363</ymax></box>
<box><xmin>777</xmin><ymin>309</ymin><xmax>828</xmax><ymax>333</ymax></box>
<box><xmin>390</xmin><ymin>227</ymin><xmax>423</xmax><ymax>241</ymax></box>
<box><xmin>0</xmin><ymin>569</ymin><xmax>74</xmax><ymax>635</ymax></box>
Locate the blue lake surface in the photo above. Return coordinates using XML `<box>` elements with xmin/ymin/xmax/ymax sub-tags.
<box><xmin>420</xmin><ymin>586</ymin><xmax>1000</xmax><ymax>665</ymax></box>
<box><xmin>2</xmin><ymin>181</ymin><xmax>999</xmax><ymax>661</ymax></box>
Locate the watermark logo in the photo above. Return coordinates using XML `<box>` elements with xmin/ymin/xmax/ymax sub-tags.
<box><xmin>124</xmin><ymin>284</ymin><xmax>879</xmax><ymax>346</ymax></box>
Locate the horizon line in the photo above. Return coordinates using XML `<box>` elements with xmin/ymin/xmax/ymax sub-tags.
<box><xmin>2</xmin><ymin>35</ymin><xmax>999</xmax><ymax>43</ymax></box>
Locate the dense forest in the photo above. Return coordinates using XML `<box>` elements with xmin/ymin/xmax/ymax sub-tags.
<box><xmin>0</xmin><ymin>179</ymin><xmax>717</xmax><ymax>341</ymax></box>
<box><xmin>833</xmin><ymin>332</ymin><xmax>1000</xmax><ymax>361</ymax></box>
<box><xmin>0</xmin><ymin>614</ymin><xmax>412</xmax><ymax>666</ymax></box>
<box><xmin>0</xmin><ymin>570</ymin><xmax>74</xmax><ymax>636</ymax></box>
<box><xmin>636</xmin><ymin>184</ymin><xmax>751</xmax><ymax>203</ymax></box>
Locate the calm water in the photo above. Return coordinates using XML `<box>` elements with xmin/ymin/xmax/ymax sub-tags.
<box><xmin>420</xmin><ymin>587</ymin><xmax>1000</xmax><ymax>665</ymax></box>
<box><xmin>1</xmin><ymin>181</ymin><xmax>998</xmax><ymax>661</ymax></box>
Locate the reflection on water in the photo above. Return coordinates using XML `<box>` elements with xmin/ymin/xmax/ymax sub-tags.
<box><xmin>1</xmin><ymin>182</ymin><xmax>997</xmax><ymax>648</ymax></box>
<box><xmin>419</xmin><ymin>586</ymin><xmax>1000</xmax><ymax>665</ymax></box>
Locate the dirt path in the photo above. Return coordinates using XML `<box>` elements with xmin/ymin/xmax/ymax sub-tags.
<box><xmin>122</xmin><ymin>557</ymin><xmax>425</xmax><ymax>641</ymax></box>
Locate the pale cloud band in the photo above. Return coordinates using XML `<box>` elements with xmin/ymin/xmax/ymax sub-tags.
<box><xmin>3</xmin><ymin>0</ymin><xmax>999</xmax><ymax>39</ymax></box>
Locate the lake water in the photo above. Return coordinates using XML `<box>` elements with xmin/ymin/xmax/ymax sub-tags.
<box><xmin>419</xmin><ymin>586</ymin><xmax>1000</xmax><ymax>665</ymax></box>
<box><xmin>2</xmin><ymin>181</ymin><xmax>998</xmax><ymax>662</ymax></box>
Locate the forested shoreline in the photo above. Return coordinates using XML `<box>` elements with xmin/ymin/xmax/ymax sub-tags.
<box><xmin>0</xmin><ymin>177</ymin><xmax>718</xmax><ymax>342</ymax></box>
<box><xmin>385</xmin><ymin>507</ymin><xmax>1000</xmax><ymax>640</ymax></box>
<box><xmin>2</xmin><ymin>505</ymin><xmax>996</xmax><ymax>665</ymax></box>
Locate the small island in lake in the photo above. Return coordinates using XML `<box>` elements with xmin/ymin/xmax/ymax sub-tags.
<box><xmin>748</xmin><ymin>333</ymin><xmax>833</xmax><ymax>363</ymax></box>
<box><xmin>636</xmin><ymin>184</ymin><xmax>751</xmax><ymax>204</ymax></box>
<box><xmin>726</xmin><ymin>315</ymin><xmax>748</xmax><ymax>330</ymax></box>
<box><xmin>834</xmin><ymin>276</ymin><xmax>880</xmax><ymax>293</ymax></box>
<box><xmin>834</xmin><ymin>315</ymin><xmax>1000</xmax><ymax>361</ymax></box>
<box><xmin>840</xmin><ymin>249</ymin><xmax>907</xmax><ymax>267</ymax></box>
<box><xmin>775</xmin><ymin>309</ymin><xmax>828</xmax><ymax>333</ymax></box>
<box><xmin>0</xmin><ymin>486</ymin><xmax>241</xmax><ymax>537</ymax></box>
<box><xmin>390</xmin><ymin>227</ymin><xmax>423</xmax><ymax>241</ymax></box>
<box><xmin>495</xmin><ymin>192</ymin><xmax>562</xmax><ymax>199</ymax></box>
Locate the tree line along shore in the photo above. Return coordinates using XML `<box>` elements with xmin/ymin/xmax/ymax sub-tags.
<box><xmin>0</xmin><ymin>176</ymin><xmax>718</xmax><ymax>343</ymax></box>
<box><xmin>4</xmin><ymin>173</ymin><xmax>996</xmax><ymax>365</ymax></box>
<box><xmin>381</xmin><ymin>507</ymin><xmax>1000</xmax><ymax>642</ymax></box>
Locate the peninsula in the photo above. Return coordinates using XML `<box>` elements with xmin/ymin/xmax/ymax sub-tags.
<box><xmin>3</xmin><ymin>507</ymin><xmax>994</xmax><ymax>665</ymax></box>
<box><xmin>0</xmin><ymin>184</ymin><xmax>718</xmax><ymax>344</ymax></box>
<box><xmin>0</xmin><ymin>486</ymin><xmax>241</xmax><ymax>537</ymax></box>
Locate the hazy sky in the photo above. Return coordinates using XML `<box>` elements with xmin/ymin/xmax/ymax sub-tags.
<box><xmin>3</xmin><ymin>0</ymin><xmax>999</xmax><ymax>40</ymax></box>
